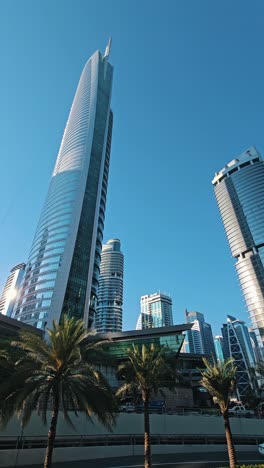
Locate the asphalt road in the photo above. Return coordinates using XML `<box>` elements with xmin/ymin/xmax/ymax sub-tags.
<box><xmin>29</xmin><ymin>451</ymin><xmax>264</xmax><ymax>468</ymax></box>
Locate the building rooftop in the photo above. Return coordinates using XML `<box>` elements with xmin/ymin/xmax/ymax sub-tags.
<box><xmin>0</xmin><ymin>314</ymin><xmax>43</xmax><ymax>337</ymax></box>
<box><xmin>212</xmin><ymin>145</ymin><xmax>262</xmax><ymax>186</ymax></box>
<box><xmin>99</xmin><ymin>324</ymin><xmax>192</xmax><ymax>341</ymax></box>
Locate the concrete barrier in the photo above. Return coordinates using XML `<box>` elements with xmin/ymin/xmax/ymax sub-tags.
<box><xmin>0</xmin><ymin>413</ymin><xmax>263</xmax><ymax>467</ymax></box>
<box><xmin>0</xmin><ymin>444</ymin><xmax>259</xmax><ymax>467</ymax></box>
<box><xmin>1</xmin><ymin>412</ymin><xmax>263</xmax><ymax>437</ymax></box>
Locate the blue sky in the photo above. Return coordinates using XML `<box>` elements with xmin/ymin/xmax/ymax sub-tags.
<box><xmin>0</xmin><ymin>0</ymin><xmax>264</xmax><ymax>335</ymax></box>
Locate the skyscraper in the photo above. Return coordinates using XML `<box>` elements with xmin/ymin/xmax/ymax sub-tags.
<box><xmin>214</xmin><ymin>335</ymin><xmax>225</xmax><ymax>362</ymax></box>
<box><xmin>0</xmin><ymin>263</ymin><xmax>26</xmax><ymax>317</ymax></box>
<box><xmin>185</xmin><ymin>310</ymin><xmax>216</xmax><ymax>359</ymax></box>
<box><xmin>136</xmin><ymin>293</ymin><xmax>173</xmax><ymax>330</ymax></box>
<box><xmin>221</xmin><ymin>315</ymin><xmax>256</xmax><ymax>400</ymax></box>
<box><xmin>13</xmin><ymin>41</ymin><xmax>114</xmax><ymax>330</ymax></box>
<box><xmin>212</xmin><ymin>146</ymin><xmax>264</xmax><ymax>346</ymax></box>
<box><xmin>249</xmin><ymin>328</ymin><xmax>263</xmax><ymax>361</ymax></box>
<box><xmin>95</xmin><ymin>239</ymin><xmax>124</xmax><ymax>333</ymax></box>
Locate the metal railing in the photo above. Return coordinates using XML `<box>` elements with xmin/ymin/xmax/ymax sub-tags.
<box><xmin>0</xmin><ymin>433</ymin><xmax>262</xmax><ymax>450</ymax></box>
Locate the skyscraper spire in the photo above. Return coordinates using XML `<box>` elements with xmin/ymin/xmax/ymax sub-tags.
<box><xmin>104</xmin><ymin>37</ymin><xmax>112</xmax><ymax>59</ymax></box>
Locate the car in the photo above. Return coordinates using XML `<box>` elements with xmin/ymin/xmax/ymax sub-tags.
<box><xmin>135</xmin><ymin>400</ymin><xmax>165</xmax><ymax>414</ymax></box>
<box><xmin>119</xmin><ymin>403</ymin><xmax>135</xmax><ymax>413</ymax></box>
<box><xmin>258</xmin><ymin>443</ymin><xmax>264</xmax><ymax>455</ymax></box>
<box><xmin>228</xmin><ymin>405</ymin><xmax>254</xmax><ymax>417</ymax></box>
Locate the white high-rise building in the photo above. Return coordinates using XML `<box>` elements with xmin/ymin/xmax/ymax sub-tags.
<box><xmin>136</xmin><ymin>293</ymin><xmax>173</xmax><ymax>330</ymax></box>
<box><xmin>212</xmin><ymin>147</ymin><xmax>264</xmax><ymax>346</ymax></box>
<box><xmin>96</xmin><ymin>239</ymin><xmax>124</xmax><ymax>333</ymax></box>
<box><xmin>185</xmin><ymin>310</ymin><xmax>216</xmax><ymax>359</ymax></box>
<box><xmin>0</xmin><ymin>263</ymin><xmax>26</xmax><ymax>317</ymax></box>
<box><xmin>13</xmin><ymin>41</ymin><xmax>114</xmax><ymax>330</ymax></box>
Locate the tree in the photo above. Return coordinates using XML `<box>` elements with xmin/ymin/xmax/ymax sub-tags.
<box><xmin>116</xmin><ymin>343</ymin><xmax>176</xmax><ymax>468</ymax></box>
<box><xmin>0</xmin><ymin>317</ymin><xmax>117</xmax><ymax>468</ymax></box>
<box><xmin>200</xmin><ymin>358</ymin><xmax>237</xmax><ymax>468</ymax></box>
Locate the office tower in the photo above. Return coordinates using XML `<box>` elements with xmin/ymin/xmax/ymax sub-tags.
<box><xmin>185</xmin><ymin>310</ymin><xmax>216</xmax><ymax>359</ymax></box>
<box><xmin>13</xmin><ymin>41</ymin><xmax>114</xmax><ymax>330</ymax></box>
<box><xmin>136</xmin><ymin>293</ymin><xmax>173</xmax><ymax>330</ymax></box>
<box><xmin>95</xmin><ymin>239</ymin><xmax>124</xmax><ymax>333</ymax></box>
<box><xmin>0</xmin><ymin>263</ymin><xmax>26</xmax><ymax>317</ymax></box>
<box><xmin>221</xmin><ymin>315</ymin><xmax>256</xmax><ymax>400</ymax></box>
<box><xmin>214</xmin><ymin>335</ymin><xmax>225</xmax><ymax>362</ymax></box>
<box><xmin>212</xmin><ymin>146</ymin><xmax>264</xmax><ymax>346</ymax></box>
<box><xmin>249</xmin><ymin>328</ymin><xmax>263</xmax><ymax>361</ymax></box>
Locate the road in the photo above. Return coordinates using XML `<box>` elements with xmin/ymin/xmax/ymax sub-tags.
<box><xmin>29</xmin><ymin>451</ymin><xmax>263</xmax><ymax>468</ymax></box>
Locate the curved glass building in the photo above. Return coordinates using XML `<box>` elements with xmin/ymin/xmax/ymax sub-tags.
<box><xmin>0</xmin><ymin>263</ymin><xmax>26</xmax><ymax>317</ymax></box>
<box><xmin>96</xmin><ymin>239</ymin><xmax>124</xmax><ymax>333</ymax></box>
<box><xmin>212</xmin><ymin>146</ymin><xmax>264</xmax><ymax>345</ymax></box>
<box><xmin>13</xmin><ymin>41</ymin><xmax>114</xmax><ymax>330</ymax></box>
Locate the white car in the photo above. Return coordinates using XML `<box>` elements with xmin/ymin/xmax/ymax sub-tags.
<box><xmin>119</xmin><ymin>403</ymin><xmax>135</xmax><ymax>413</ymax></box>
<box><xmin>258</xmin><ymin>443</ymin><xmax>264</xmax><ymax>455</ymax></box>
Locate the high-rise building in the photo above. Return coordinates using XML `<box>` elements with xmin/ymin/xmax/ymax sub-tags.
<box><xmin>0</xmin><ymin>263</ymin><xmax>26</xmax><ymax>317</ymax></box>
<box><xmin>185</xmin><ymin>310</ymin><xmax>216</xmax><ymax>359</ymax></box>
<box><xmin>136</xmin><ymin>293</ymin><xmax>173</xmax><ymax>330</ymax></box>
<box><xmin>249</xmin><ymin>328</ymin><xmax>263</xmax><ymax>361</ymax></box>
<box><xmin>95</xmin><ymin>239</ymin><xmax>124</xmax><ymax>333</ymax></box>
<box><xmin>221</xmin><ymin>315</ymin><xmax>256</xmax><ymax>400</ymax></box>
<box><xmin>13</xmin><ymin>41</ymin><xmax>114</xmax><ymax>330</ymax></box>
<box><xmin>212</xmin><ymin>146</ymin><xmax>264</xmax><ymax>346</ymax></box>
<box><xmin>214</xmin><ymin>335</ymin><xmax>225</xmax><ymax>362</ymax></box>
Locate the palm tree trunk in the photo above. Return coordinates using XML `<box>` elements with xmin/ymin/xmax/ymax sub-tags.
<box><xmin>223</xmin><ymin>411</ymin><xmax>237</xmax><ymax>468</ymax></box>
<box><xmin>44</xmin><ymin>392</ymin><xmax>59</xmax><ymax>468</ymax></box>
<box><xmin>143</xmin><ymin>396</ymin><xmax>152</xmax><ymax>468</ymax></box>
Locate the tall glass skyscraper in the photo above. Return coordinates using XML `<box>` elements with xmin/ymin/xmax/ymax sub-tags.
<box><xmin>95</xmin><ymin>239</ymin><xmax>124</xmax><ymax>333</ymax></box>
<box><xmin>184</xmin><ymin>310</ymin><xmax>216</xmax><ymax>359</ymax></box>
<box><xmin>13</xmin><ymin>41</ymin><xmax>114</xmax><ymax>330</ymax></box>
<box><xmin>0</xmin><ymin>263</ymin><xmax>26</xmax><ymax>317</ymax></box>
<box><xmin>214</xmin><ymin>335</ymin><xmax>225</xmax><ymax>362</ymax></box>
<box><xmin>212</xmin><ymin>146</ymin><xmax>264</xmax><ymax>345</ymax></box>
<box><xmin>136</xmin><ymin>293</ymin><xmax>173</xmax><ymax>330</ymax></box>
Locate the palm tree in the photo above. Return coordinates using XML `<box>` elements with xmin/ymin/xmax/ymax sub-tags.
<box><xmin>0</xmin><ymin>317</ymin><xmax>117</xmax><ymax>468</ymax></box>
<box><xmin>200</xmin><ymin>358</ymin><xmax>237</xmax><ymax>468</ymax></box>
<box><xmin>116</xmin><ymin>343</ymin><xmax>176</xmax><ymax>468</ymax></box>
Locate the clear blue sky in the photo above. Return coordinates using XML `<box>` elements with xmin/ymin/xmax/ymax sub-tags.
<box><xmin>0</xmin><ymin>0</ymin><xmax>263</xmax><ymax>335</ymax></box>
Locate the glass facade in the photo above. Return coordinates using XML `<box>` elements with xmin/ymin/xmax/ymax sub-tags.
<box><xmin>0</xmin><ymin>263</ymin><xmax>26</xmax><ymax>317</ymax></box>
<box><xmin>13</xmin><ymin>42</ymin><xmax>114</xmax><ymax>330</ymax></box>
<box><xmin>214</xmin><ymin>336</ymin><xmax>224</xmax><ymax>362</ymax></box>
<box><xmin>96</xmin><ymin>239</ymin><xmax>124</xmax><ymax>333</ymax></box>
<box><xmin>213</xmin><ymin>146</ymin><xmax>264</xmax><ymax>345</ymax></box>
<box><xmin>185</xmin><ymin>309</ymin><xmax>216</xmax><ymax>359</ymax></box>
<box><xmin>136</xmin><ymin>293</ymin><xmax>173</xmax><ymax>330</ymax></box>
<box><xmin>221</xmin><ymin>315</ymin><xmax>256</xmax><ymax>401</ymax></box>
<box><xmin>104</xmin><ymin>334</ymin><xmax>184</xmax><ymax>360</ymax></box>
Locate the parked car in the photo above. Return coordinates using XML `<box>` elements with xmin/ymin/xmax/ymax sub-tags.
<box><xmin>135</xmin><ymin>400</ymin><xmax>165</xmax><ymax>414</ymax></box>
<box><xmin>258</xmin><ymin>442</ymin><xmax>264</xmax><ymax>455</ymax></box>
<box><xmin>228</xmin><ymin>405</ymin><xmax>254</xmax><ymax>417</ymax></box>
<box><xmin>119</xmin><ymin>403</ymin><xmax>135</xmax><ymax>413</ymax></box>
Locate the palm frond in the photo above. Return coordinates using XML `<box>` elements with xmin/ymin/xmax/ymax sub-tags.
<box><xmin>0</xmin><ymin>317</ymin><xmax>117</xmax><ymax>432</ymax></box>
<box><xmin>200</xmin><ymin>358</ymin><xmax>237</xmax><ymax>412</ymax></box>
<box><xmin>116</xmin><ymin>343</ymin><xmax>177</xmax><ymax>403</ymax></box>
